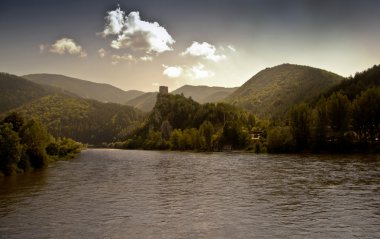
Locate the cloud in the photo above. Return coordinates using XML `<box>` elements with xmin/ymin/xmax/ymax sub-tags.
<box><xmin>163</xmin><ymin>65</ymin><xmax>183</xmax><ymax>78</ymax></box>
<box><xmin>101</xmin><ymin>5</ymin><xmax>125</xmax><ymax>37</ymax></box>
<box><xmin>101</xmin><ymin>7</ymin><xmax>175</xmax><ymax>54</ymax></box>
<box><xmin>181</xmin><ymin>41</ymin><xmax>226</xmax><ymax>62</ymax></box>
<box><xmin>189</xmin><ymin>63</ymin><xmax>215</xmax><ymax>79</ymax></box>
<box><xmin>47</xmin><ymin>38</ymin><xmax>87</xmax><ymax>58</ymax></box>
<box><xmin>98</xmin><ymin>48</ymin><xmax>106</xmax><ymax>58</ymax></box>
<box><xmin>162</xmin><ymin>63</ymin><xmax>214</xmax><ymax>79</ymax></box>
<box><xmin>111</xmin><ymin>54</ymin><xmax>136</xmax><ymax>65</ymax></box>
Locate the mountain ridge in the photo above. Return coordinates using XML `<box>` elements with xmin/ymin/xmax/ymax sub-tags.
<box><xmin>23</xmin><ymin>73</ymin><xmax>144</xmax><ymax>104</ymax></box>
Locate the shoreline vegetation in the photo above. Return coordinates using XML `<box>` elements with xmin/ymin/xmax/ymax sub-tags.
<box><xmin>0</xmin><ymin>112</ymin><xmax>84</xmax><ymax>178</ymax></box>
<box><xmin>107</xmin><ymin>65</ymin><xmax>380</xmax><ymax>154</ymax></box>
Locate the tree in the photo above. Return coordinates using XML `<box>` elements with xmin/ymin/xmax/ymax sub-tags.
<box><xmin>19</xmin><ymin>119</ymin><xmax>51</xmax><ymax>168</ymax></box>
<box><xmin>2</xmin><ymin>112</ymin><xmax>25</xmax><ymax>132</ymax></box>
<box><xmin>311</xmin><ymin>99</ymin><xmax>328</xmax><ymax>150</ymax></box>
<box><xmin>326</xmin><ymin>92</ymin><xmax>351</xmax><ymax>133</ymax></box>
<box><xmin>352</xmin><ymin>87</ymin><xmax>380</xmax><ymax>144</ymax></box>
<box><xmin>289</xmin><ymin>103</ymin><xmax>311</xmax><ymax>150</ymax></box>
<box><xmin>170</xmin><ymin>129</ymin><xmax>182</xmax><ymax>150</ymax></box>
<box><xmin>199</xmin><ymin>121</ymin><xmax>214</xmax><ymax>150</ymax></box>
<box><xmin>0</xmin><ymin>123</ymin><xmax>22</xmax><ymax>175</ymax></box>
<box><xmin>267</xmin><ymin>126</ymin><xmax>294</xmax><ymax>153</ymax></box>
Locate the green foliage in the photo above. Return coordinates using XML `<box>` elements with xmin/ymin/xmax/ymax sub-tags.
<box><xmin>289</xmin><ymin>103</ymin><xmax>311</xmax><ymax>150</ymax></box>
<box><xmin>46</xmin><ymin>138</ymin><xmax>83</xmax><ymax>161</ymax></box>
<box><xmin>0</xmin><ymin>123</ymin><xmax>22</xmax><ymax>175</ymax></box>
<box><xmin>199</xmin><ymin>121</ymin><xmax>214</xmax><ymax>150</ymax></box>
<box><xmin>0</xmin><ymin>113</ymin><xmax>82</xmax><ymax>176</ymax></box>
<box><xmin>351</xmin><ymin>88</ymin><xmax>380</xmax><ymax>144</ymax></box>
<box><xmin>126</xmin><ymin>93</ymin><xmax>256</xmax><ymax>151</ymax></box>
<box><xmin>19</xmin><ymin>119</ymin><xmax>51</xmax><ymax>168</ymax></box>
<box><xmin>14</xmin><ymin>94</ymin><xmax>145</xmax><ymax>145</ymax></box>
<box><xmin>267</xmin><ymin>126</ymin><xmax>294</xmax><ymax>153</ymax></box>
<box><xmin>326</xmin><ymin>92</ymin><xmax>351</xmax><ymax>133</ymax></box>
<box><xmin>272</xmin><ymin>65</ymin><xmax>380</xmax><ymax>153</ymax></box>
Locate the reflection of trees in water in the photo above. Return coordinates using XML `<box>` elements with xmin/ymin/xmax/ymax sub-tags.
<box><xmin>0</xmin><ymin>169</ymin><xmax>48</xmax><ymax>217</ymax></box>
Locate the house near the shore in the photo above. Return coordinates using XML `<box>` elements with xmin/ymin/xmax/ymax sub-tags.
<box><xmin>250</xmin><ymin>130</ymin><xmax>263</xmax><ymax>140</ymax></box>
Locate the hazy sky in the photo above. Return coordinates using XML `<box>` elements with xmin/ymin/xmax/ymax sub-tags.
<box><xmin>0</xmin><ymin>0</ymin><xmax>379</xmax><ymax>91</ymax></box>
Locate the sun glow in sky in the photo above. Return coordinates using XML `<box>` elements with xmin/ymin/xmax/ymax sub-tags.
<box><xmin>0</xmin><ymin>0</ymin><xmax>379</xmax><ymax>91</ymax></box>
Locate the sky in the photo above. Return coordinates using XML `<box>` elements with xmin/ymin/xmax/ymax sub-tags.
<box><xmin>0</xmin><ymin>0</ymin><xmax>379</xmax><ymax>92</ymax></box>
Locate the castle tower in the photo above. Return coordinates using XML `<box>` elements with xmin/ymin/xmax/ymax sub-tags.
<box><xmin>159</xmin><ymin>86</ymin><xmax>168</xmax><ymax>94</ymax></box>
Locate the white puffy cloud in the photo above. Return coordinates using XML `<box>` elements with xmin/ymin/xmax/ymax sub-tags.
<box><xmin>189</xmin><ymin>63</ymin><xmax>215</xmax><ymax>79</ymax></box>
<box><xmin>101</xmin><ymin>7</ymin><xmax>175</xmax><ymax>54</ymax></box>
<box><xmin>47</xmin><ymin>38</ymin><xmax>87</xmax><ymax>58</ymax></box>
<box><xmin>111</xmin><ymin>54</ymin><xmax>136</xmax><ymax>65</ymax></box>
<box><xmin>101</xmin><ymin>6</ymin><xmax>125</xmax><ymax>37</ymax></box>
<box><xmin>181</xmin><ymin>41</ymin><xmax>226</xmax><ymax>62</ymax></box>
<box><xmin>163</xmin><ymin>65</ymin><xmax>183</xmax><ymax>78</ymax></box>
<box><xmin>162</xmin><ymin>63</ymin><xmax>214</xmax><ymax>79</ymax></box>
<box><xmin>98</xmin><ymin>48</ymin><xmax>106</xmax><ymax>58</ymax></box>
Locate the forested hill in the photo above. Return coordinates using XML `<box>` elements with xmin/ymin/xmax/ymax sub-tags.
<box><xmin>225</xmin><ymin>64</ymin><xmax>343</xmax><ymax>119</ymax></box>
<box><xmin>315</xmin><ymin>64</ymin><xmax>380</xmax><ymax>101</ymax></box>
<box><xmin>120</xmin><ymin>93</ymin><xmax>256</xmax><ymax>150</ymax></box>
<box><xmin>14</xmin><ymin>94</ymin><xmax>145</xmax><ymax>145</ymax></box>
<box><xmin>23</xmin><ymin>73</ymin><xmax>144</xmax><ymax>104</ymax></box>
<box><xmin>0</xmin><ymin>73</ymin><xmax>49</xmax><ymax>113</ymax></box>
<box><xmin>0</xmin><ymin>72</ymin><xmax>146</xmax><ymax>145</ymax></box>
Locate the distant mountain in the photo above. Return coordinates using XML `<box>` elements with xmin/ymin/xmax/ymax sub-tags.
<box><xmin>0</xmin><ymin>73</ymin><xmax>49</xmax><ymax>113</ymax></box>
<box><xmin>126</xmin><ymin>85</ymin><xmax>237</xmax><ymax>112</ymax></box>
<box><xmin>23</xmin><ymin>74</ymin><xmax>144</xmax><ymax>104</ymax></box>
<box><xmin>225</xmin><ymin>64</ymin><xmax>344</xmax><ymax>118</ymax></box>
<box><xmin>126</xmin><ymin>92</ymin><xmax>158</xmax><ymax>112</ymax></box>
<box><xmin>1</xmin><ymin>72</ymin><xmax>145</xmax><ymax>144</ymax></box>
<box><xmin>171</xmin><ymin>85</ymin><xmax>237</xmax><ymax>103</ymax></box>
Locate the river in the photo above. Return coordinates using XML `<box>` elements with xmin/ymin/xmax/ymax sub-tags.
<box><xmin>0</xmin><ymin>149</ymin><xmax>379</xmax><ymax>238</ymax></box>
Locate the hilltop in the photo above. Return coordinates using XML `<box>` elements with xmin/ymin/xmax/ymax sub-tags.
<box><xmin>225</xmin><ymin>64</ymin><xmax>343</xmax><ymax>118</ymax></box>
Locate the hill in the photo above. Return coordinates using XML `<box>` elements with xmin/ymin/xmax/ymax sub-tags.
<box><xmin>122</xmin><ymin>93</ymin><xmax>256</xmax><ymax>150</ymax></box>
<box><xmin>126</xmin><ymin>85</ymin><xmax>237</xmax><ymax>112</ymax></box>
<box><xmin>125</xmin><ymin>92</ymin><xmax>158</xmax><ymax>112</ymax></box>
<box><xmin>225</xmin><ymin>64</ymin><xmax>343</xmax><ymax>118</ymax></box>
<box><xmin>13</xmin><ymin>94</ymin><xmax>145</xmax><ymax>145</ymax></box>
<box><xmin>316</xmin><ymin>64</ymin><xmax>380</xmax><ymax>101</ymax></box>
<box><xmin>0</xmin><ymin>73</ymin><xmax>49</xmax><ymax>113</ymax></box>
<box><xmin>23</xmin><ymin>74</ymin><xmax>144</xmax><ymax>104</ymax></box>
<box><xmin>171</xmin><ymin>85</ymin><xmax>237</xmax><ymax>103</ymax></box>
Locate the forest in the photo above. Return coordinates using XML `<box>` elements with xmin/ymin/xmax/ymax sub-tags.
<box><xmin>110</xmin><ymin>65</ymin><xmax>380</xmax><ymax>153</ymax></box>
<box><xmin>0</xmin><ymin>112</ymin><xmax>83</xmax><ymax>177</ymax></box>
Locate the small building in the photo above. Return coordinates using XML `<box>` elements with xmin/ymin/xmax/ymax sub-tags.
<box><xmin>159</xmin><ymin>86</ymin><xmax>168</xmax><ymax>94</ymax></box>
<box><xmin>250</xmin><ymin>130</ymin><xmax>263</xmax><ymax>140</ymax></box>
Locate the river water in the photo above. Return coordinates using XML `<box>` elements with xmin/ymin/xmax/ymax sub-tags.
<box><xmin>0</xmin><ymin>149</ymin><xmax>379</xmax><ymax>238</ymax></box>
